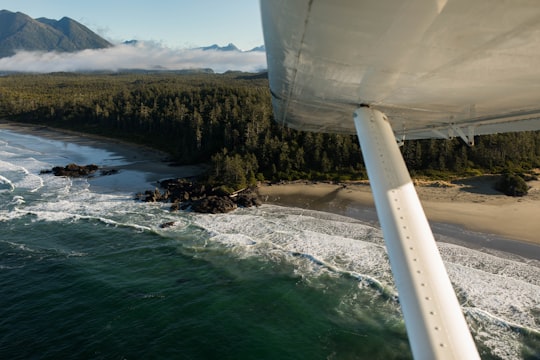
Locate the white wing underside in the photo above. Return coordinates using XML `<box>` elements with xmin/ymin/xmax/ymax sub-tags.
<box><xmin>260</xmin><ymin>2</ymin><xmax>540</xmax><ymax>358</ymax></box>
<box><xmin>261</xmin><ymin>0</ymin><xmax>540</xmax><ymax>138</ymax></box>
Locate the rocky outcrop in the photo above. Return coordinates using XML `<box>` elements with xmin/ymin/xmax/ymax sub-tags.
<box><xmin>40</xmin><ymin>164</ymin><xmax>120</xmax><ymax>178</ymax></box>
<box><xmin>137</xmin><ymin>178</ymin><xmax>261</xmax><ymax>214</ymax></box>
<box><xmin>191</xmin><ymin>196</ymin><xmax>237</xmax><ymax>214</ymax></box>
<box><xmin>40</xmin><ymin>163</ymin><xmax>99</xmax><ymax>177</ymax></box>
<box><xmin>159</xmin><ymin>221</ymin><xmax>176</xmax><ymax>229</ymax></box>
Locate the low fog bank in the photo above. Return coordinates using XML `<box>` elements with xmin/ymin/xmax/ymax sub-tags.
<box><xmin>0</xmin><ymin>41</ymin><xmax>267</xmax><ymax>73</ymax></box>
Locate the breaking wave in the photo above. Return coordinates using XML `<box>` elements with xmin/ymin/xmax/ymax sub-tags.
<box><xmin>1</xmin><ymin>127</ymin><xmax>538</xmax><ymax>359</ymax></box>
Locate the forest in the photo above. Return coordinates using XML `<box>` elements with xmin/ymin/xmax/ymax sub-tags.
<box><xmin>1</xmin><ymin>71</ymin><xmax>539</xmax><ymax>190</ymax></box>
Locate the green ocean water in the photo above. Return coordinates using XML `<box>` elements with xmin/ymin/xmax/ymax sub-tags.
<box><xmin>1</xmin><ymin>127</ymin><xmax>539</xmax><ymax>359</ymax></box>
<box><xmin>1</xmin><ymin>217</ymin><xmax>412</xmax><ymax>359</ymax></box>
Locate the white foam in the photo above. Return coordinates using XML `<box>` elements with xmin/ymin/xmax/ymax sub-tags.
<box><xmin>209</xmin><ymin>233</ymin><xmax>257</xmax><ymax>246</ymax></box>
<box><xmin>2</xmin><ymin>128</ymin><xmax>538</xmax><ymax>359</ymax></box>
<box><xmin>0</xmin><ymin>174</ymin><xmax>15</xmax><ymax>192</ymax></box>
<box><xmin>0</xmin><ymin>158</ymin><xmax>46</xmax><ymax>193</ymax></box>
<box><xmin>6</xmin><ymin>179</ymin><xmax>186</xmax><ymax>234</ymax></box>
<box><xmin>191</xmin><ymin>205</ymin><xmax>539</xmax><ymax>359</ymax></box>
<box><xmin>2</xmin><ymin>240</ymin><xmax>38</xmax><ymax>253</ymax></box>
<box><xmin>11</xmin><ymin>196</ymin><xmax>25</xmax><ymax>205</ymax></box>
<box><xmin>436</xmin><ymin>241</ymin><xmax>540</xmax><ymax>355</ymax></box>
<box><xmin>193</xmin><ymin>206</ymin><xmax>395</xmax><ymax>288</ymax></box>
<box><xmin>0</xmin><ymin>238</ymin><xmax>88</xmax><ymax>265</ymax></box>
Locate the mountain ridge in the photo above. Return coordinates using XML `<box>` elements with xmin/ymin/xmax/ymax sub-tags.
<box><xmin>0</xmin><ymin>9</ymin><xmax>265</xmax><ymax>59</ymax></box>
<box><xmin>0</xmin><ymin>10</ymin><xmax>111</xmax><ymax>57</ymax></box>
<box><xmin>199</xmin><ymin>43</ymin><xmax>265</xmax><ymax>53</ymax></box>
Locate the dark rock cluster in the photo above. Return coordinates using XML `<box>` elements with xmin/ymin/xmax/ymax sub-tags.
<box><xmin>137</xmin><ymin>178</ymin><xmax>261</xmax><ymax>214</ymax></box>
<box><xmin>39</xmin><ymin>163</ymin><xmax>260</xmax><ymax>214</ymax></box>
<box><xmin>40</xmin><ymin>163</ymin><xmax>119</xmax><ymax>177</ymax></box>
<box><xmin>40</xmin><ymin>163</ymin><xmax>99</xmax><ymax>177</ymax></box>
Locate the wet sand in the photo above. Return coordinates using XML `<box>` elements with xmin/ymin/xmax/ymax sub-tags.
<box><xmin>0</xmin><ymin>120</ymin><xmax>206</xmax><ymax>191</ymax></box>
<box><xmin>2</xmin><ymin>120</ymin><xmax>539</xmax><ymax>259</ymax></box>
<box><xmin>256</xmin><ymin>179</ymin><xmax>540</xmax><ymax>260</ymax></box>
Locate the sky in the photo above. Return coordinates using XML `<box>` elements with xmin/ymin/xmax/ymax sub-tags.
<box><xmin>0</xmin><ymin>0</ymin><xmax>267</xmax><ymax>72</ymax></box>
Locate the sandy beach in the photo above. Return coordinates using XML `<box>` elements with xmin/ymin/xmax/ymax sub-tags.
<box><xmin>256</xmin><ymin>175</ymin><xmax>540</xmax><ymax>248</ymax></box>
<box><xmin>2</xmin><ymin>120</ymin><xmax>539</xmax><ymax>258</ymax></box>
<box><xmin>0</xmin><ymin>120</ymin><xmax>206</xmax><ymax>185</ymax></box>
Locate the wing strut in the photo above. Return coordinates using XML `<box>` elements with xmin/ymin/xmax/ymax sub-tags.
<box><xmin>354</xmin><ymin>107</ymin><xmax>480</xmax><ymax>360</ymax></box>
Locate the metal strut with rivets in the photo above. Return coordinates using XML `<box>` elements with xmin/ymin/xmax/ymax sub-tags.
<box><xmin>353</xmin><ymin>107</ymin><xmax>479</xmax><ymax>360</ymax></box>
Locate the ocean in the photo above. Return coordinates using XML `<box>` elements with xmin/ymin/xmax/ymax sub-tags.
<box><xmin>0</xmin><ymin>126</ymin><xmax>539</xmax><ymax>359</ymax></box>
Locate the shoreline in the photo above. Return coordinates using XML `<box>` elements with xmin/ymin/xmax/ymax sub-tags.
<box><xmin>0</xmin><ymin>119</ymin><xmax>205</xmax><ymax>183</ymax></box>
<box><xmin>2</xmin><ymin>120</ymin><xmax>539</xmax><ymax>260</ymax></box>
<box><xmin>256</xmin><ymin>180</ymin><xmax>540</xmax><ymax>260</ymax></box>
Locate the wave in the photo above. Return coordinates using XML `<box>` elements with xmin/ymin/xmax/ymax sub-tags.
<box><xmin>10</xmin><ymin>180</ymin><xmax>537</xmax><ymax>347</ymax></box>
<box><xmin>2</xmin><ymin>128</ymin><xmax>538</xmax><ymax>359</ymax></box>
<box><xmin>465</xmin><ymin>307</ymin><xmax>540</xmax><ymax>359</ymax></box>
<box><xmin>2</xmin><ymin>239</ymin><xmax>38</xmax><ymax>253</ymax></box>
<box><xmin>0</xmin><ymin>174</ymin><xmax>15</xmax><ymax>192</ymax></box>
<box><xmin>0</xmin><ymin>239</ymin><xmax>88</xmax><ymax>266</ymax></box>
<box><xmin>1</xmin><ymin>169</ymin><xmax>538</xmax><ymax>360</ymax></box>
<box><xmin>6</xmin><ymin>202</ymin><xmax>182</xmax><ymax>234</ymax></box>
<box><xmin>194</xmin><ymin>207</ymin><xmax>396</xmax><ymax>288</ymax></box>
<box><xmin>466</xmin><ymin>307</ymin><xmax>540</xmax><ymax>337</ymax></box>
<box><xmin>190</xmin><ymin>205</ymin><xmax>540</xmax><ymax>359</ymax></box>
<box><xmin>0</xmin><ymin>157</ymin><xmax>46</xmax><ymax>193</ymax></box>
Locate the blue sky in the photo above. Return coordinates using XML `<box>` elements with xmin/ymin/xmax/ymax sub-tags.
<box><xmin>2</xmin><ymin>0</ymin><xmax>264</xmax><ymax>50</ymax></box>
<box><xmin>0</xmin><ymin>1</ymin><xmax>266</xmax><ymax>72</ymax></box>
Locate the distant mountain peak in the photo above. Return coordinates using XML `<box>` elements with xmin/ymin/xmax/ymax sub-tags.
<box><xmin>0</xmin><ymin>9</ymin><xmax>111</xmax><ymax>58</ymax></box>
<box><xmin>123</xmin><ymin>39</ymin><xmax>139</xmax><ymax>46</ymax></box>
<box><xmin>198</xmin><ymin>43</ymin><xmax>265</xmax><ymax>53</ymax></box>
<box><xmin>199</xmin><ymin>43</ymin><xmax>241</xmax><ymax>52</ymax></box>
<box><xmin>249</xmin><ymin>45</ymin><xmax>265</xmax><ymax>52</ymax></box>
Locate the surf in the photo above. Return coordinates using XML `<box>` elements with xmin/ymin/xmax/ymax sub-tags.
<box><xmin>1</xmin><ymin>127</ymin><xmax>539</xmax><ymax>359</ymax></box>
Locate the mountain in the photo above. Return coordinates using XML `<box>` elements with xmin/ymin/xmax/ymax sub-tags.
<box><xmin>199</xmin><ymin>43</ymin><xmax>266</xmax><ymax>53</ymax></box>
<box><xmin>0</xmin><ymin>10</ymin><xmax>111</xmax><ymax>58</ymax></box>
<box><xmin>249</xmin><ymin>45</ymin><xmax>265</xmax><ymax>52</ymax></box>
<box><xmin>123</xmin><ymin>40</ymin><xmax>139</xmax><ymax>46</ymax></box>
<box><xmin>200</xmin><ymin>43</ymin><xmax>241</xmax><ymax>52</ymax></box>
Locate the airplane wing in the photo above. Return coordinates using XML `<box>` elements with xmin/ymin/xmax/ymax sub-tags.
<box><xmin>260</xmin><ymin>1</ymin><xmax>540</xmax><ymax>359</ymax></box>
<box><xmin>261</xmin><ymin>0</ymin><xmax>540</xmax><ymax>140</ymax></box>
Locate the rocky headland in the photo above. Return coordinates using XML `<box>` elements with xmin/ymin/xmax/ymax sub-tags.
<box><xmin>41</xmin><ymin>163</ymin><xmax>261</xmax><ymax>214</ymax></box>
<box><xmin>136</xmin><ymin>178</ymin><xmax>261</xmax><ymax>214</ymax></box>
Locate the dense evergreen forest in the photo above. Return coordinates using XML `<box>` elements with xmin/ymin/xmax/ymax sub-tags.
<box><xmin>1</xmin><ymin>72</ymin><xmax>539</xmax><ymax>189</ymax></box>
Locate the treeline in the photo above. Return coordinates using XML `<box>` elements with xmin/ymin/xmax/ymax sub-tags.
<box><xmin>401</xmin><ymin>132</ymin><xmax>540</xmax><ymax>178</ymax></box>
<box><xmin>1</xmin><ymin>72</ymin><xmax>539</xmax><ymax>189</ymax></box>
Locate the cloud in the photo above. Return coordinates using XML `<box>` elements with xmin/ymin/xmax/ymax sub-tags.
<box><xmin>0</xmin><ymin>42</ymin><xmax>267</xmax><ymax>73</ymax></box>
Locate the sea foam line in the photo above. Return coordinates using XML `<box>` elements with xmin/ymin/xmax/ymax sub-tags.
<box><xmin>201</xmin><ymin>214</ymin><xmax>398</xmax><ymax>300</ymax></box>
<box><xmin>4</xmin><ymin>207</ymin><xmax>154</xmax><ymax>233</ymax></box>
<box><xmin>465</xmin><ymin>307</ymin><xmax>540</xmax><ymax>337</ymax></box>
<box><xmin>0</xmin><ymin>158</ymin><xmax>45</xmax><ymax>192</ymax></box>
<box><xmin>28</xmin><ymin>174</ymin><xmax>44</xmax><ymax>192</ymax></box>
<box><xmin>0</xmin><ymin>175</ymin><xmax>15</xmax><ymax>192</ymax></box>
<box><xmin>3</xmin><ymin>240</ymin><xmax>33</xmax><ymax>251</ymax></box>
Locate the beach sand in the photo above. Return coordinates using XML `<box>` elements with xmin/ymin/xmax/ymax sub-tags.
<box><xmin>2</xmin><ymin>120</ymin><xmax>539</xmax><ymax>258</ymax></box>
<box><xmin>0</xmin><ymin>120</ymin><xmax>207</xmax><ymax>187</ymax></box>
<box><xmin>256</xmin><ymin>176</ymin><xmax>540</xmax><ymax>250</ymax></box>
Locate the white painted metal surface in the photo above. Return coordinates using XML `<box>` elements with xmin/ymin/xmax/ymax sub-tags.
<box><xmin>260</xmin><ymin>1</ymin><xmax>540</xmax><ymax>358</ymax></box>
<box><xmin>261</xmin><ymin>0</ymin><xmax>540</xmax><ymax>137</ymax></box>
<box><xmin>354</xmin><ymin>107</ymin><xmax>479</xmax><ymax>359</ymax></box>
